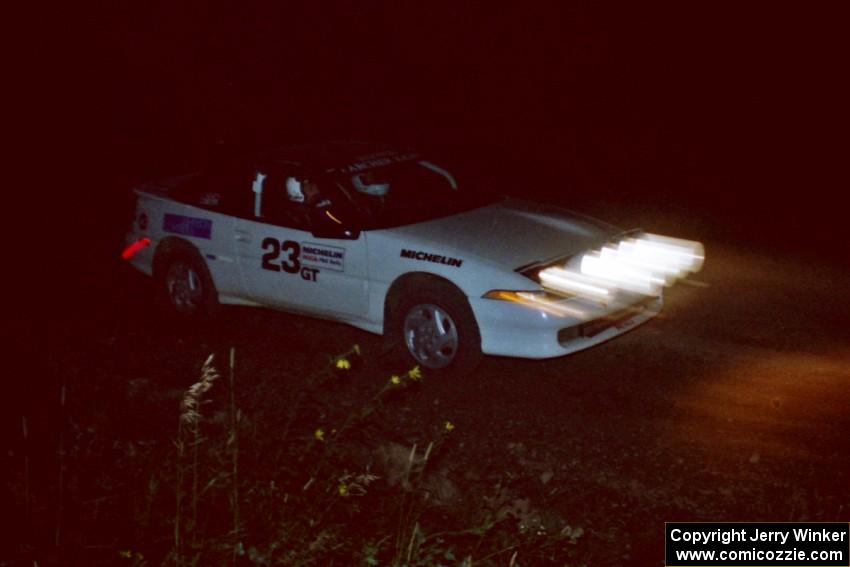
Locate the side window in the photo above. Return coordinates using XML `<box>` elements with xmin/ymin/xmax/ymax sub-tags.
<box><xmin>180</xmin><ymin>162</ymin><xmax>254</xmax><ymax>218</ymax></box>
<box><xmin>211</xmin><ymin>164</ymin><xmax>254</xmax><ymax>217</ymax></box>
<box><xmin>256</xmin><ymin>171</ymin><xmax>312</xmax><ymax>231</ymax></box>
<box><xmin>171</xmin><ymin>160</ymin><xmax>255</xmax><ymax>217</ymax></box>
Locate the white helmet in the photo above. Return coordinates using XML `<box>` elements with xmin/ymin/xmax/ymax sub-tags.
<box><xmin>286</xmin><ymin>177</ymin><xmax>304</xmax><ymax>202</ymax></box>
<box><xmin>352</xmin><ymin>173</ymin><xmax>389</xmax><ymax>196</ymax></box>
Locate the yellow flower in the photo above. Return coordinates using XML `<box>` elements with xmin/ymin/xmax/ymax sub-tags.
<box><xmin>314</xmin><ymin>428</ymin><xmax>325</xmax><ymax>442</ymax></box>
<box><xmin>336</xmin><ymin>358</ymin><xmax>351</xmax><ymax>370</ymax></box>
<box><xmin>338</xmin><ymin>483</ymin><xmax>349</xmax><ymax>496</ymax></box>
<box><xmin>408</xmin><ymin>366</ymin><xmax>422</xmax><ymax>380</ymax></box>
<box><xmin>444</xmin><ymin>421</ymin><xmax>455</xmax><ymax>432</ymax></box>
<box><xmin>390</xmin><ymin>375</ymin><xmax>402</xmax><ymax>385</ymax></box>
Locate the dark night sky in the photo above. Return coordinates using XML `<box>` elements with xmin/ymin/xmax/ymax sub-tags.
<box><xmin>39</xmin><ymin>2</ymin><xmax>848</xmax><ymax>263</ymax></box>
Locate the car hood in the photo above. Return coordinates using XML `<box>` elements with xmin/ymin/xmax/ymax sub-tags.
<box><xmin>388</xmin><ymin>198</ymin><xmax>622</xmax><ymax>270</ymax></box>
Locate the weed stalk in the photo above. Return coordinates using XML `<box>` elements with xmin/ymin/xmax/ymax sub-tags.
<box><xmin>175</xmin><ymin>353</ymin><xmax>219</xmax><ymax>565</ymax></box>
<box><xmin>228</xmin><ymin>347</ymin><xmax>240</xmax><ymax>565</ymax></box>
<box><xmin>56</xmin><ymin>383</ymin><xmax>66</xmax><ymax>548</ymax></box>
<box><xmin>22</xmin><ymin>416</ymin><xmax>30</xmax><ymax>524</ymax></box>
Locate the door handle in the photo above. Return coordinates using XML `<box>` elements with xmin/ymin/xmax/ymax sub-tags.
<box><xmin>234</xmin><ymin>230</ymin><xmax>252</xmax><ymax>243</ymax></box>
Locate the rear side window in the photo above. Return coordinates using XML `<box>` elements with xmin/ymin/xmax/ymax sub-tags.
<box><xmin>176</xmin><ymin>162</ymin><xmax>254</xmax><ymax>218</ymax></box>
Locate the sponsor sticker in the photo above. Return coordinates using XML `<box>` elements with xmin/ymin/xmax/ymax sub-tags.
<box><xmin>163</xmin><ymin>213</ymin><xmax>212</xmax><ymax>239</ymax></box>
<box><xmin>400</xmin><ymin>249</ymin><xmax>463</xmax><ymax>268</ymax></box>
<box><xmin>334</xmin><ymin>151</ymin><xmax>420</xmax><ymax>174</ymax></box>
<box><xmin>301</xmin><ymin>242</ymin><xmax>345</xmax><ymax>271</ymax></box>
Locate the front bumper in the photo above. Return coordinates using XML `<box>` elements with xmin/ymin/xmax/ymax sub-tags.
<box><xmin>470</xmin><ymin>294</ymin><xmax>662</xmax><ymax>359</ymax></box>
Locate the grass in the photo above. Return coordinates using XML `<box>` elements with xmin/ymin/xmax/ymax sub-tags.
<box><xmin>8</xmin><ymin>345</ymin><xmax>585</xmax><ymax>566</ymax></box>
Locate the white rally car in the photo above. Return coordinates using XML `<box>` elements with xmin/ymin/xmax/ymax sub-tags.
<box><xmin>124</xmin><ymin>142</ymin><xmax>703</xmax><ymax>372</ymax></box>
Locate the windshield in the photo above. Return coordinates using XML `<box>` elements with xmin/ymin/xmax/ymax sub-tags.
<box><xmin>328</xmin><ymin>158</ymin><xmax>500</xmax><ymax>230</ymax></box>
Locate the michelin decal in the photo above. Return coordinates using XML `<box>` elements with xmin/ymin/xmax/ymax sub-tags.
<box><xmin>302</xmin><ymin>242</ymin><xmax>345</xmax><ymax>271</ymax></box>
<box><xmin>400</xmin><ymin>249</ymin><xmax>463</xmax><ymax>268</ymax></box>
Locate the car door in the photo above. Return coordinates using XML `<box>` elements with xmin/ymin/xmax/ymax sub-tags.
<box><xmin>232</xmin><ymin>167</ymin><xmax>369</xmax><ymax>321</ymax></box>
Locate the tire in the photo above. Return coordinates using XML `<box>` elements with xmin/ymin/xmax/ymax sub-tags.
<box><xmin>156</xmin><ymin>248</ymin><xmax>219</xmax><ymax>319</ymax></box>
<box><xmin>391</xmin><ymin>281</ymin><xmax>482</xmax><ymax>374</ymax></box>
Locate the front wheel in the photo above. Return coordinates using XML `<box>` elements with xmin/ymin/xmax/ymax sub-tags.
<box><xmin>393</xmin><ymin>284</ymin><xmax>482</xmax><ymax>374</ymax></box>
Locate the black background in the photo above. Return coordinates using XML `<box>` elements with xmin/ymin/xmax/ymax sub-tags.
<box><xmin>32</xmin><ymin>2</ymin><xmax>847</xmax><ymax>271</ymax></box>
<box><xmin>7</xmin><ymin>5</ymin><xmax>849</xmax><ymax>563</ymax></box>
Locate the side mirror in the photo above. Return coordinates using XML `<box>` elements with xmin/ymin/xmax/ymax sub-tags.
<box><xmin>310</xmin><ymin>208</ymin><xmax>360</xmax><ymax>240</ymax></box>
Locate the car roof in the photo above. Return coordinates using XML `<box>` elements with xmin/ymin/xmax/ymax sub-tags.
<box><xmin>258</xmin><ymin>141</ymin><xmax>420</xmax><ymax>174</ymax></box>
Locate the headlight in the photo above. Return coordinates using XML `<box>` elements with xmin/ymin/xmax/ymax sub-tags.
<box><xmin>538</xmin><ymin>232</ymin><xmax>704</xmax><ymax>300</ymax></box>
<box><xmin>482</xmin><ymin>289</ymin><xmax>587</xmax><ymax>318</ymax></box>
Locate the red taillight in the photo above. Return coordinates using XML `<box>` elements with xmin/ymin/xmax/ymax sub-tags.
<box><xmin>122</xmin><ymin>237</ymin><xmax>151</xmax><ymax>260</ymax></box>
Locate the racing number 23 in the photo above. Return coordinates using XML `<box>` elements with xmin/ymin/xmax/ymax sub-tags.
<box><xmin>261</xmin><ymin>238</ymin><xmax>300</xmax><ymax>273</ymax></box>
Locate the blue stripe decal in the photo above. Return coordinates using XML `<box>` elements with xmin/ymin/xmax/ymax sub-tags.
<box><xmin>163</xmin><ymin>214</ymin><xmax>213</xmax><ymax>239</ymax></box>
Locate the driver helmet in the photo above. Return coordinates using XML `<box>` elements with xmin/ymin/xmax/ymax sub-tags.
<box><xmin>352</xmin><ymin>172</ymin><xmax>389</xmax><ymax>196</ymax></box>
<box><xmin>286</xmin><ymin>176</ymin><xmax>304</xmax><ymax>202</ymax></box>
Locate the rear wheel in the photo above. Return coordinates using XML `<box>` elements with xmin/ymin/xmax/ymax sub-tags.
<box><xmin>157</xmin><ymin>250</ymin><xmax>218</xmax><ymax>318</ymax></box>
